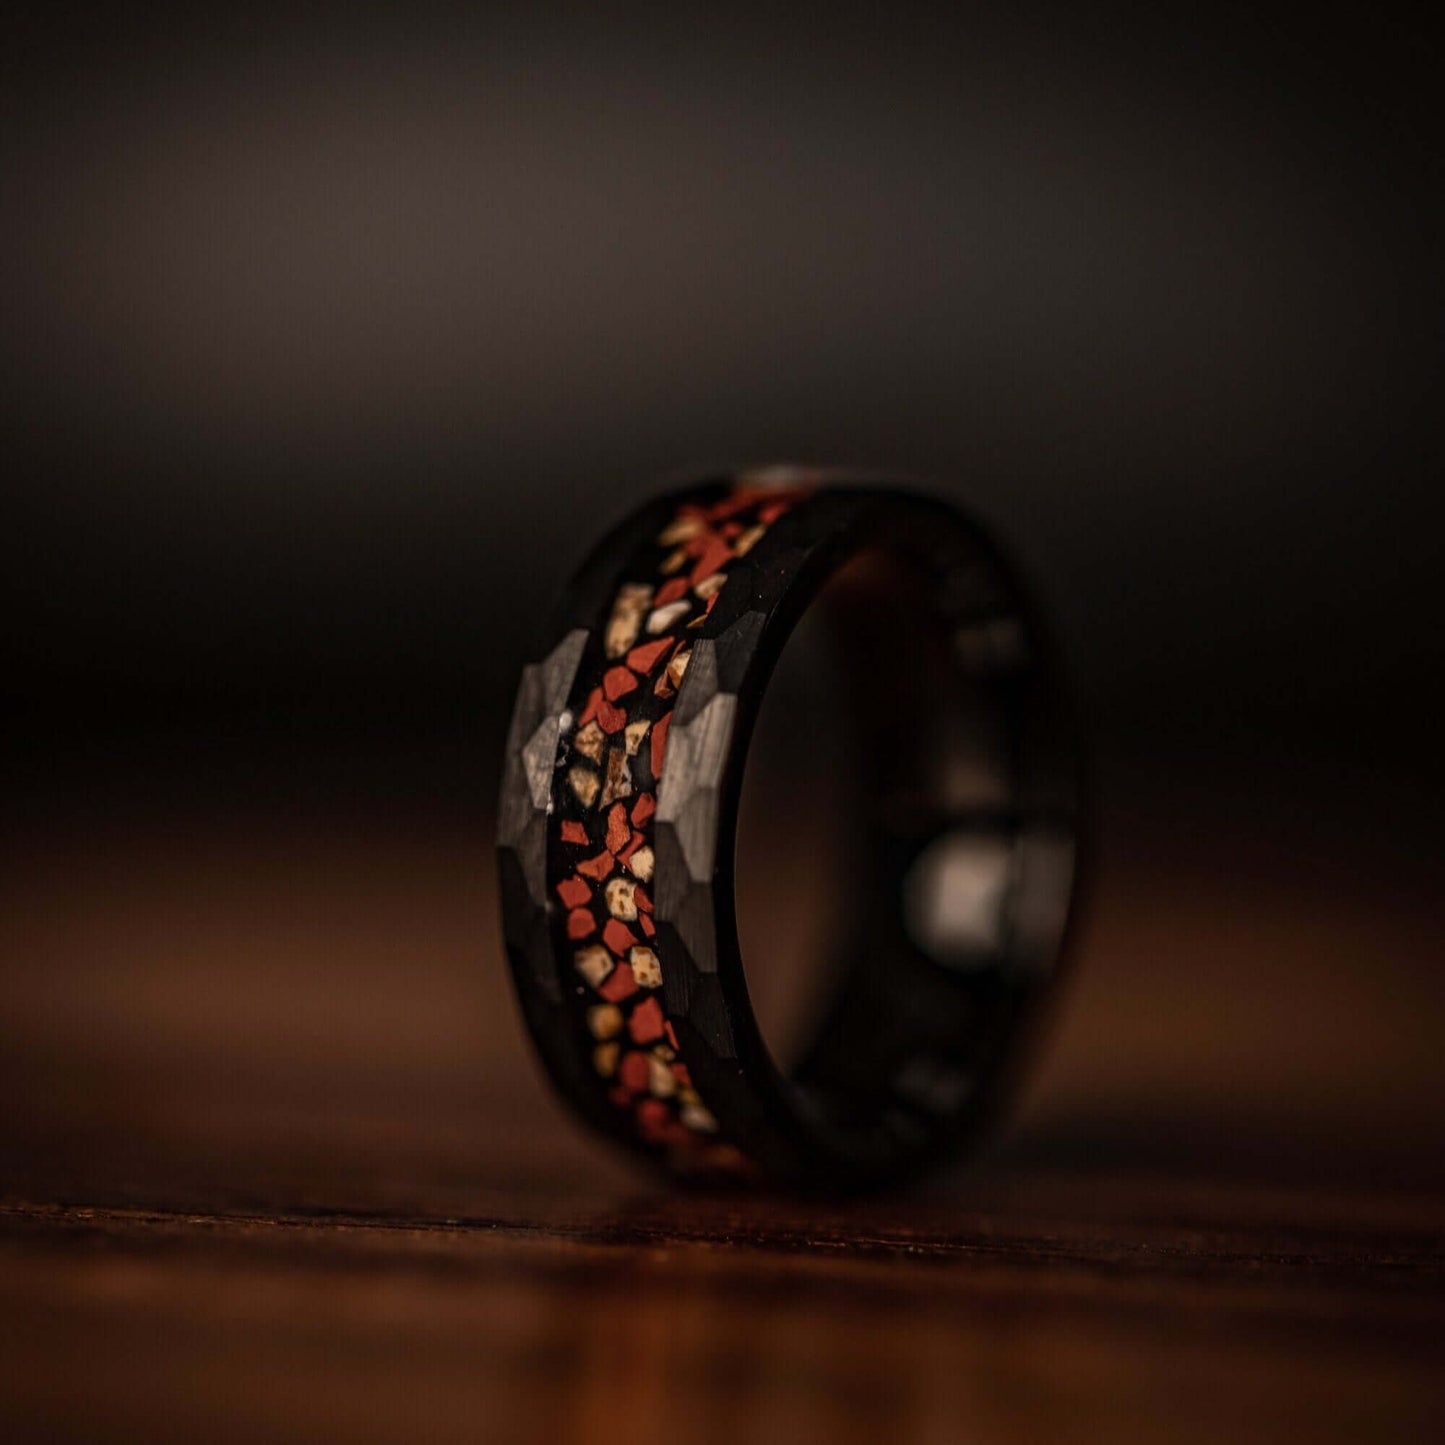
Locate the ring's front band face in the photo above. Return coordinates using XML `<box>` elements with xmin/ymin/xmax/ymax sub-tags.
<box><xmin>498</xmin><ymin>473</ymin><xmax>1080</xmax><ymax>1186</ymax></box>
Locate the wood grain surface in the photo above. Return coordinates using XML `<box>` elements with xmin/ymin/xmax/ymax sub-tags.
<box><xmin>2</xmin><ymin>794</ymin><xmax>1442</xmax><ymax>1443</ymax></box>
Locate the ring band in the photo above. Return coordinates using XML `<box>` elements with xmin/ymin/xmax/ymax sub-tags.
<box><xmin>498</xmin><ymin>470</ymin><xmax>1082</xmax><ymax>1187</ymax></box>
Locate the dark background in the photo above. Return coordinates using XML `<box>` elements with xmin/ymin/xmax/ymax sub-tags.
<box><xmin>2</xmin><ymin>5</ymin><xmax>1442</xmax><ymax>1183</ymax></box>
<box><xmin>3</xmin><ymin>10</ymin><xmax>1444</xmax><ymax>1440</ymax></box>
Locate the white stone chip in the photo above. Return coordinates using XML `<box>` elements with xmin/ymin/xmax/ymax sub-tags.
<box><xmin>627</xmin><ymin>844</ymin><xmax>655</xmax><ymax>883</ymax></box>
<box><xmin>628</xmin><ymin>945</ymin><xmax>662</xmax><ymax>988</ymax></box>
<box><xmin>679</xmin><ymin>1101</ymin><xmax>719</xmax><ymax>1133</ymax></box>
<box><xmin>573</xmin><ymin>944</ymin><xmax>613</xmax><ymax>988</ymax></box>
<box><xmin>604</xmin><ymin>877</ymin><xmax>639</xmax><ymax>921</ymax></box>
<box><xmin>645</xmin><ymin>599</ymin><xmax>692</xmax><ymax>634</ymax></box>
<box><xmin>647</xmin><ymin>1053</ymin><xmax>676</xmax><ymax>1097</ymax></box>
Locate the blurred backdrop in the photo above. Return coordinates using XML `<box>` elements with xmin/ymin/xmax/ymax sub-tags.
<box><xmin>2</xmin><ymin>6</ymin><xmax>1441</xmax><ymax>1199</ymax></box>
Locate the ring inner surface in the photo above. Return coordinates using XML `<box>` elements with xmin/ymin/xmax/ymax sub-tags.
<box><xmin>736</xmin><ymin>521</ymin><xmax>1076</xmax><ymax>1162</ymax></box>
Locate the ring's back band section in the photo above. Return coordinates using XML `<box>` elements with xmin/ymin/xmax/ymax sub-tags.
<box><xmin>498</xmin><ymin>474</ymin><xmax>1081</xmax><ymax>1188</ymax></box>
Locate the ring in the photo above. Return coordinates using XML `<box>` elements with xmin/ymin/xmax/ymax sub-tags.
<box><xmin>498</xmin><ymin>469</ymin><xmax>1082</xmax><ymax>1187</ymax></box>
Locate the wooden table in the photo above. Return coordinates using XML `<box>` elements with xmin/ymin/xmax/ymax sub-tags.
<box><xmin>3</xmin><ymin>795</ymin><xmax>1442</xmax><ymax>1442</ymax></box>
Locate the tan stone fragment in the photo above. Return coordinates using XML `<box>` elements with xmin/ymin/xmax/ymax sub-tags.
<box><xmin>734</xmin><ymin>523</ymin><xmax>765</xmax><ymax>556</ymax></box>
<box><xmin>623</xmin><ymin>719</ymin><xmax>649</xmax><ymax>756</ymax></box>
<box><xmin>587</xmin><ymin>1003</ymin><xmax>622</xmax><ymax>1039</ymax></box>
<box><xmin>573</xmin><ymin>719</ymin><xmax>606</xmax><ymax>763</ymax></box>
<box><xmin>598</xmin><ymin>745</ymin><xmax>633</xmax><ymax>807</ymax></box>
<box><xmin>593</xmin><ymin>1042</ymin><xmax>620</xmax><ymax>1077</ymax></box>
<box><xmin>605</xmin><ymin>583</ymin><xmax>653</xmax><ymax>658</ymax></box>
<box><xmin>693</xmin><ymin>571</ymin><xmax>727</xmax><ymax>599</ymax></box>
<box><xmin>658</xmin><ymin>514</ymin><xmax>705</xmax><ymax>546</ymax></box>
<box><xmin>568</xmin><ymin>764</ymin><xmax>600</xmax><ymax>808</ymax></box>
<box><xmin>665</xmin><ymin>648</ymin><xmax>691</xmax><ymax>692</ymax></box>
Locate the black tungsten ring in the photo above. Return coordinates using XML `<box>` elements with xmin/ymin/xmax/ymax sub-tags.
<box><xmin>497</xmin><ymin>469</ymin><xmax>1083</xmax><ymax>1188</ymax></box>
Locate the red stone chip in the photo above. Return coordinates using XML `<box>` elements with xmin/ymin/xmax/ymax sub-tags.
<box><xmin>566</xmin><ymin>908</ymin><xmax>595</xmax><ymax>940</ymax></box>
<box><xmin>636</xmin><ymin>1098</ymin><xmax>688</xmax><ymax>1147</ymax></box>
<box><xmin>628</xmin><ymin>995</ymin><xmax>665</xmax><ymax>1044</ymax></box>
<box><xmin>654</xmin><ymin>575</ymin><xmax>691</xmax><ymax>607</ymax></box>
<box><xmin>706</xmin><ymin>490</ymin><xmax>766</xmax><ymax>522</ymax></box>
<box><xmin>577</xmin><ymin>850</ymin><xmax>615</xmax><ymax>882</ymax></box>
<box><xmin>618</xmin><ymin>1050</ymin><xmax>650</xmax><ymax>1093</ymax></box>
<box><xmin>602</xmin><ymin>917</ymin><xmax>639</xmax><ymax>955</ymax></box>
<box><xmin>596</xmin><ymin>698</ymin><xmax>627</xmax><ymax>734</ymax></box>
<box><xmin>605</xmin><ymin>803</ymin><xmax>631</xmax><ymax>855</ymax></box>
<box><xmin>689</xmin><ymin>535</ymin><xmax>733</xmax><ymax>585</ymax></box>
<box><xmin>602</xmin><ymin>665</ymin><xmax>639</xmax><ymax>702</ymax></box>
<box><xmin>560</xmin><ymin>820</ymin><xmax>589</xmax><ymax>846</ymax></box>
<box><xmin>597</xmin><ymin>963</ymin><xmax>638</xmax><ymax>1002</ymax></box>
<box><xmin>631</xmin><ymin>792</ymin><xmax>656</xmax><ymax>827</ymax></box>
<box><xmin>650</xmin><ymin>712</ymin><xmax>672</xmax><ymax>778</ymax></box>
<box><xmin>635</xmin><ymin>1097</ymin><xmax>668</xmax><ymax>1133</ymax></box>
<box><xmin>556</xmin><ymin>875</ymin><xmax>591</xmax><ymax>910</ymax></box>
<box><xmin>625</xmin><ymin>638</ymin><xmax>672</xmax><ymax>673</ymax></box>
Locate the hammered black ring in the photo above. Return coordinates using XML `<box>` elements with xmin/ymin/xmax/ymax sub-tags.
<box><xmin>497</xmin><ymin>470</ymin><xmax>1082</xmax><ymax>1188</ymax></box>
